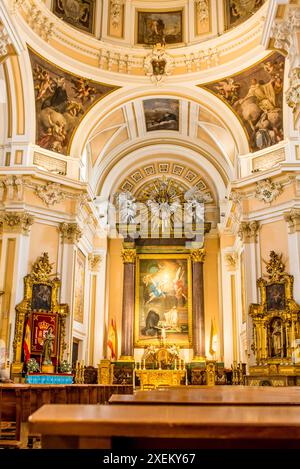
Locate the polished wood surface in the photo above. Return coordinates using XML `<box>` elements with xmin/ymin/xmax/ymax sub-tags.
<box><xmin>110</xmin><ymin>386</ymin><xmax>300</xmax><ymax>405</ymax></box>
<box><xmin>29</xmin><ymin>403</ymin><xmax>300</xmax><ymax>448</ymax></box>
<box><xmin>0</xmin><ymin>384</ymin><xmax>133</xmax><ymax>422</ymax></box>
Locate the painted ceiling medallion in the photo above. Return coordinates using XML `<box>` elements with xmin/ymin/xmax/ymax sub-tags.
<box><xmin>255</xmin><ymin>178</ymin><xmax>283</xmax><ymax>204</ymax></box>
<box><xmin>144</xmin><ymin>45</ymin><xmax>174</xmax><ymax>85</ymax></box>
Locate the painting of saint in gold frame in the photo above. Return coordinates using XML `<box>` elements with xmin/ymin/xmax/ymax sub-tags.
<box><xmin>134</xmin><ymin>254</ymin><xmax>192</xmax><ymax>348</ymax></box>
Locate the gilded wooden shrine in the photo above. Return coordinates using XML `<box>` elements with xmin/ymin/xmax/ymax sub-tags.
<box><xmin>246</xmin><ymin>251</ymin><xmax>300</xmax><ymax>386</ymax></box>
<box><xmin>11</xmin><ymin>253</ymin><xmax>69</xmax><ymax>378</ymax></box>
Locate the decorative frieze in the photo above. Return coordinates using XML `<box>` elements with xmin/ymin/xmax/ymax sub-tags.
<box><xmin>59</xmin><ymin>222</ymin><xmax>82</xmax><ymax>243</ymax></box>
<box><xmin>190</xmin><ymin>248</ymin><xmax>206</xmax><ymax>263</ymax></box>
<box><xmin>27</xmin><ymin>5</ymin><xmax>54</xmax><ymax>42</ymax></box>
<box><xmin>88</xmin><ymin>253</ymin><xmax>102</xmax><ymax>272</ymax></box>
<box><xmin>121</xmin><ymin>248</ymin><xmax>136</xmax><ymax>263</ymax></box>
<box><xmin>0</xmin><ymin>211</ymin><xmax>34</xmax><ymax>234</ymax></box>
<box><xmin>284</xmin><ymin>208</ymin><xmax>300</xmax><ymax>234</ymax></box>
<box><xmin>255</xmin><ymin>178</ymin><xmax>283</xmax><ymax>204</ymax></box>
<box><xmin>238</xmin><ymin>221</ymin><xmax>259</xmax><ymax>243</ymax></box>
<box><xmin>35</xmin><ymin>182</ymin><xmax>66</xmax><ymax>206</ymax></box>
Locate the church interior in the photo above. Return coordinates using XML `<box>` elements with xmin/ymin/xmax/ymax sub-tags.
<box><xmin>1</xmin><ymin>0</ymin><xmax>300</xmax><ymax>452</ymax></box>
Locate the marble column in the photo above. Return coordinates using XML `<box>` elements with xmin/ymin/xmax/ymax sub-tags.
<box><xmin>190</xmin><ymin>248</ymin><xmax>206</xmax><ymax>361</ymax></box>
<box><xmin>120</xmin><ymin>248</ymin><xmax>136</xmax><ymax>360</ymax></box>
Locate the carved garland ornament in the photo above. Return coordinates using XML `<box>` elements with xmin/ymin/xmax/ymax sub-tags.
<box><xmin>196</xmin><ymin>0</ymin><xmax>209</xmax><ymax>24</ymax></box>
<box><xmin>31</xmin><ymin>252</ymin><xmax>54</xmax><ymax>281</ymax></box>
<box><xmin>255</xmin><ymin>178</ymin><xmax>283</xmax><ymax>204</ymax></box>
<box><xmin>35</xmin><ymin>182</ymin><xmax>66</xmax><ymax>206</ymax></box>
<box><xmin>263</xmin><ymin>250</ymin><xmax>287</xmax><ymax>283</ymax></box>
<box><xmin>110</xmin><ymin>0</ymin><xmax>123</xmax><ymax>29</ymax></box>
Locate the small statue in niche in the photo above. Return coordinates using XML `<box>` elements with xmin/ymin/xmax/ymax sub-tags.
<box><xmin>42</xmin><ymin>327</ymin><xmax>55</xmax><ymax>365</ymax></box>
<box><xmin>271</xmin><ymin>319</ymin><xmax>282</xmax><ymax>357</ymax></box>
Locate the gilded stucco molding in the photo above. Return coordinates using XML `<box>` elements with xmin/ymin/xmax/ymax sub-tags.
<box><xmin>238</xmin><ymin>221</ymin><xmax>259</xmax><ymax>243</ymax></box>
<box><xmin>0</xmin><ymin>210</ymin><xmax>34</xmax><ymax>234</ymax></box>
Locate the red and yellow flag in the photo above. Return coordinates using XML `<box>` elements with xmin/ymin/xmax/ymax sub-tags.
<box><xmin>108</xmin><ymin>319</ymin><xmax>117</xmax><ymax>360</ymax></box>
<box><xmin>23</xmin><ymin>317</ymin><xmax>31</xmax><ymax>363</ymax></box>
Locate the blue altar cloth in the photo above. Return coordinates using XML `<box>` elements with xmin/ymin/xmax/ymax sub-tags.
<box><xmin>25</xmin><ymin>373</ymin><xmax>73</xmax><ymax>384</ymax></box>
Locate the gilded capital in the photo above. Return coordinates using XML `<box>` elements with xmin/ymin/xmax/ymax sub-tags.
<box><xmin>190</xmin><ymin>248</ymin><xmax>206</xmax><ymax>263</ymax></box>
<box><xmin>121</xmin><ymin>248</ymin><xmax>136</xmax><ymax>263</ymax></box>
<box><xmin>284</xmin><ymin>208</ymin><xmax>300</xmax><ymax>234</ymax></box>
<box><xmin>88</xmin><ymin>253</ymin><xmax>102</xmax><ymax>272</ymax></box>
<box><xmin>0</xmin><ymin>211</ymin><xmax>34</xmax><ymax>235</ymax></box>
<box><xmin>238</xmin><ymin>221</ymin><xmax>259</xmax><ymax>243</ymax></box>
<box><xmin>224</xmin><ymin>252</ymin><xmax>237</xmax><ymax>271</ymax></box>
<box><xmin>59</xmin><ymin>222</ymin><xmax>82</xmax><ymax>244</ymax></box>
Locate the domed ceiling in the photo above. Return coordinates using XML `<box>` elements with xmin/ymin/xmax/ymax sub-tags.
<box><xmin>50</xmin><ymin>0</ymin><xmax>266</xmax><ymax>47</ymax></box>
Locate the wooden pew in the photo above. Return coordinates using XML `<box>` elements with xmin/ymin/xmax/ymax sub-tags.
<box><xmin>0</xmin><ymin>385</ymin><xmax>24</xmax><ymax>448</ymax></box>
<box><xmin>109</xmin><ymin>386</ymin><xmax>300</xmax><ymax>406</ymax></box>
<box><xmin>29</xmin><ymin>403</ymin><xmax>300</xmax><ymax>449</ymax></box>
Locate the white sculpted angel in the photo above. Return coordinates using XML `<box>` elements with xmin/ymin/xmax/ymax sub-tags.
<box><xmin>116</xmin><ymin>191</ymin><xmax>137</xmax><ymax>224</ymax></box>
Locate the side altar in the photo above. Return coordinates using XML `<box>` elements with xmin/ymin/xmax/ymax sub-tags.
<box><xmin>11</xmin><ymin>253</ymin><xmax>70</xmax><ymax>381</ymax></box>
<box><xmin>246</xmin><ymin>251</ymin><xmax>300</xmax><ymax>386</ymax></box>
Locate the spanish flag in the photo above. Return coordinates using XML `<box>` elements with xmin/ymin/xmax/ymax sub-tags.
<box><xmin>209</xmin><ymin>318</ymin><xmax>218</xmax><ymax>357</ymax></box>
<box><xmin>23</xmin><ymin>317</ymin><xmax>31</xmax><ymax>363</ymax></box>
<box><xmin>108</xmin><ymin>319</ymin><xmax>117</xmax><ymax>360</ymax></box>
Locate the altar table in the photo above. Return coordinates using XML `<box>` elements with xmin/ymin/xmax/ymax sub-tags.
<box><xmin>135</xmin><ymin>368</ymin><xmax>186</xmax><ymax>389</ymax></box>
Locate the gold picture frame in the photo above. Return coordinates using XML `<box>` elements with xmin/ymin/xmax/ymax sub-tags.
<box><xmin>134</xmin><ymin>253</ymin><xmax>192</xmax><ymax>348</ymax></box>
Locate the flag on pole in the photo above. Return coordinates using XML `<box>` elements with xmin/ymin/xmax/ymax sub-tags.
<box><xmin>23</xmin><ymin>317</ymin><xmax>31</xmax><ymax>363</ymax></box>
<box><xmin>108</xmin><ymin>319</ymin><xmax>117</xmax><ymax>360</ymax></box>
<box><xmin>209</xmin><ymin>318</ymin><xmax>218</xmax><ymax>357</ymax></box>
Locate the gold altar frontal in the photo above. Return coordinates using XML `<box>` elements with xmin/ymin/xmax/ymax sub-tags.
<box><xmin>135</xmin><ymin>368</ymin><xmax>186</xmax><ymax>389</ymax></box>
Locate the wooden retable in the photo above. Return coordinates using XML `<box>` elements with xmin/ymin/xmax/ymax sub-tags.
<box><xmin>109</xmin><ymin>386</ymin><xmax>300</xmax><ymax>406</ymax></box>
<box><xmin>29</xmin><ymin>403</ymin><xmax>300</xmax><ymax>448</ymax></box>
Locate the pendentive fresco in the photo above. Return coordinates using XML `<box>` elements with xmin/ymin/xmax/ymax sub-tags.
<box><xmin>29</xmin><ymin>49</ymin><xmax>118</xmax><ymax>155</ymax></box>
<box><xmin>202</xmin><ymin>52</ymin><xmax>285</xmax><ymax>152</ymax></box>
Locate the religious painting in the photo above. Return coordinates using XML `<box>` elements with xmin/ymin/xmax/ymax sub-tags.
<box><xmin>73</xmin><ymin>248</ymin><xmax>85</xmax><ymax>323</ymax></box>
<box><xmin>52</xmin><ymin>0</ymin><xmax>95</xmax><ymax>34</ymax></box>
<box><xmin>31</xmin><ymin>283</ymin><xmax>52</xmax><ymax>311</ymax></box>
<box><xmin>135</xmin><ymin>254</ymin><xmax>192</xmax><ymax>347</ymax></box>
<box><xmin>29</xmin><ymin>49</ymin><xmax>118</xmax><ymax>155</ymax></box>
<box><xmin>137</xmin><ymin>11</ymin><xmax>183</xmax><ymax>45</ymax></box>
<box><xmin>266</xmin><ymin>283</ymin><xmax>286</xmax><ymax>311</ymax></box>
<box><xmin>201</xmin><ymin>52</ymin><xmax>285</xmax><ymax>152</ymax></box>
<box><xmin>225</xmin><ymin>0</ymin><xmax>265</xmax><ymax>30</ymax></box>
<box><xmin>30</xmin><ymin>312</ymin><xmax>57</xmax><ymax>355</ymax></box>
<box><xmin>143</xmin><ymin>99</ymin><xmax>179</xmax><ymax>132</ymax></box>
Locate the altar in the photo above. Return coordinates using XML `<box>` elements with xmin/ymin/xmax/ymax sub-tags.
<box><xmin>135</xmin><ymin>368</ymin><xmax>186</xmax><ymax>389</ymax></box>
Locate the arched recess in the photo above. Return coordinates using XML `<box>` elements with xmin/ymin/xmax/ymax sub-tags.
<box><xmin>97</xmin><ymin>145</ymin><xmax>227</xmax><ymax>204</ymax></box>
<box><xmin>70</xmin><ymin>85</ymin><xmax>250</xmax><ymax>162</ymax></box>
